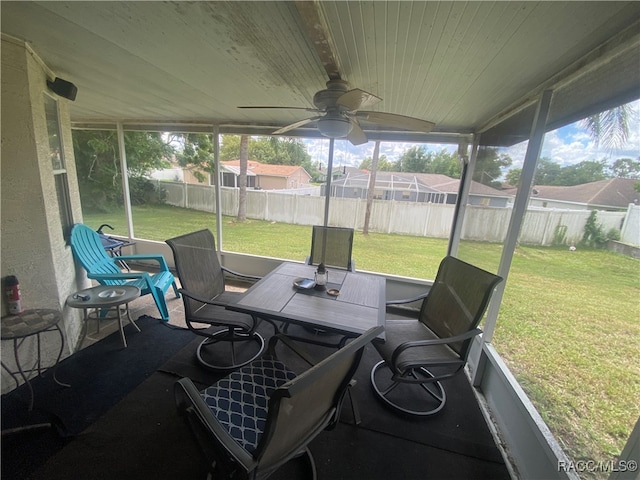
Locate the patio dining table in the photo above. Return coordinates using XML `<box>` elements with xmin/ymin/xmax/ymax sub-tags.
<box><xmin>227</xmin><ymin>262</ymin><xmax>386</xmax><ymax>341</ymax></box>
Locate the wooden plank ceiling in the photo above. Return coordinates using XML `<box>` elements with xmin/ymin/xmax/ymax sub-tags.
<box><xmin>1</xmin><ymin>1</ymin><xmax>639</xmax><ymax>145</ymax></box>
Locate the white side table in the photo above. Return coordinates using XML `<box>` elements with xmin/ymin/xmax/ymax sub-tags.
<box><xmin>66</xmin><ymin>285</ymin><xmax>141</xmax><ymax>350</ymax></box>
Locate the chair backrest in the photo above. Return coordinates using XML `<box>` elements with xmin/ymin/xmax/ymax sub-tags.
<box><xmin>255</xmin><ymin>325</ymin><xmax>383</xmax><ymax>472</ymax></box>
<box><xmin>420</xmin><ymin>256</ymin><xmax>502</xmax><ymax>358</ymax></box>
<box><xmin>308</xmin><ymin>225</ymin><xmax>354</xmax><ymax>271</ymax></box>
<box><xmin>70</xmin><ymin>223</ymin><xmax>123</xmax><ymax>284</ymax></box>
<box><xmin>165</xmin><ymin>229</ymin><xmax>225</xmax><ymax>316</ymax></box>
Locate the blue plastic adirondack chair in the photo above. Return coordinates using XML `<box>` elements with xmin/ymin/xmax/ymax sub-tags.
<box><xmin>70</xmin><ymin>223</ymin><xmax>179</xmax><ymax>321</ymax></box>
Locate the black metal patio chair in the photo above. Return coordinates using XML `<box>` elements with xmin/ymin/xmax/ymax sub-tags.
<box><xmin>166</xmin><ymin>229</ymin><xmax>265</xmax><ymax>371</ymax></box>
<box><xmin>371</xmin><ymin>256</ymin><xmax>503</xmax><ymax>416</ymax></box>
<box><xmin>175</xmin><ymin>326</ymin><xmax>383</xmax><ymax>480</ymax></box>
<box><xmin>306</xmin><ymin>225</ymin><xmax>355</xmax><ymax>271</ymax></box>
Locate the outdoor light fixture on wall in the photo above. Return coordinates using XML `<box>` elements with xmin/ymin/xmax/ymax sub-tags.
<box><xmin>317</xmin><ymin>116</ymin><xmax>352</xmax><ymax>138</ymax></box>
<box><xmin>46</xmin><ymin>77</ymin><xmax>78</xmax><ymax>101</ymax></box>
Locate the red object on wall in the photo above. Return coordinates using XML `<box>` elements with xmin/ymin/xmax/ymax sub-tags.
<box><xmin>5</xmin><ymin>275</ymin><xmax>23</xmax><ymax>314</ymax></box>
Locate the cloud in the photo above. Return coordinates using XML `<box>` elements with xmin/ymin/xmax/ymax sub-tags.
<box><xmin>304</xmin><ymin>138</ymin><xmax>456</xmax><ymax>168</ymax></box>
<box><xmin>506</xmin><ymin>99</ymin><xmax>640</xmax><ymax>170</ymax></box>
<box><xmin>303</xmin><ymin>100</ymin><xmax>640</xmax><ymax>171</ymax></box>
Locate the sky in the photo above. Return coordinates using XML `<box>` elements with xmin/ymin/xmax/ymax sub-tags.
<box><xmin>303</xmin><ymin>99</ymin><xmax>640</xmax><ymax>174</ymax></box>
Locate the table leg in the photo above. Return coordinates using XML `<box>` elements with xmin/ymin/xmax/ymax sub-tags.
<box><xmin>75</xmin><ymin>308</ymin><xmax>90</xmax><ymax>353</ymax></box>
<box><xmin>116</xmin><ymin>306</ymin><xmax>128</xmax><ymax>348</ymax></box>
<box><xmin>12</xmin><ymin>338</ymin><xmax>35</xmax><ymax>411</ymax></box>
<box><xmin>1</xmin><ymin>360</ymin><xmax>20</xmax><ymax>390</ymax></box>
<box><xmin>126</xmin><ymin>304</ymin><xmax>141</xmax><ymax>333</ymax></box>
<box><xmin>52</xmin><ymin>324</ymin><xmax>70</xmax><ymax>388</ymax></box>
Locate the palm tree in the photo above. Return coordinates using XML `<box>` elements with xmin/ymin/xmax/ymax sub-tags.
<box><xmin>580</xmin><ymin>104</ymin><xmax>631</xmax><ymax>150</ymax></box>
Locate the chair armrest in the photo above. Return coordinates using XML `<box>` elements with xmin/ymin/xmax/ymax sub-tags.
<box><xmin>221</xmin><ymin>265</ymin><xmax>261</xmax><ymax>282</ymax></box>
<box><xmin>391</xmin><ymin>328</ymin><xmax>482</xmax><ymax>366</ymax></box>
<box><xmin>115</xmin><ymin>254</ymin><xmax>170</xmax><ymax>271</ymax></box>
<box><xmin>386</xmin><ymin>291</ymin><xmax>429</xmax><ymax>306</ymax></box>
<box><xmin>89</xmin><ymin>272</ymin><xmax>148</xmax><ymax>281</ymax></box>
<box><xmin>177</xmin><ymin>288</ymin><xmax>228</xmax><ymax>307</ymax></box>
<box><xmin>267</xmin><ymin>333</ymin><xmax>317</xmax><ymax>367</ymax></box>
<box><xmin>89</xmin><ymin>272</ymin><xmax>155</xmax><ymax>292</ymax></box>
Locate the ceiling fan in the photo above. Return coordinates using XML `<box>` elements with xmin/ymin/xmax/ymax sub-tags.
<box><xmin>239</xmin><ymin>80</ymin><xmax>435</xmax><ymax>145</ymax></box>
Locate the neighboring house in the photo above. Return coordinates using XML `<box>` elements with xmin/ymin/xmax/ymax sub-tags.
<box><xmin>326</xmin><ymin>170</ymin><xmax>510</xmax><ymax>207</ymax></box>
<box><xmin>414</xmin><ymin>173</ymin><xmax>512</xmax><ymax>207</ymax></box>
<box><xmin>506</xmin><ymin>178</ymin><xmax>640</xmax><ymax>211</ymax></box>
<box><xmin>221</xmin><ymin>160</ymin><xmax>312</xmax><ymax>190</ymax></box>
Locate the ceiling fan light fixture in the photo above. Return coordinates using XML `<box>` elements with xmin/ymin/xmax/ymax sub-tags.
<box><xmin>317</xmin><ymin>117</ymin><xmax>353</xmax><ymax>138</ymax></box>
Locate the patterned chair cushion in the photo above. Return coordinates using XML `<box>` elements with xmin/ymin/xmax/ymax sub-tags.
<box><xmin>200</xmin><ymin>357</ymin><xmax>297</xmax><ymax>454</ymax></box>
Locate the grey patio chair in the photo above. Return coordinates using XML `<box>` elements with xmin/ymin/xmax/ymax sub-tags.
<box><xmin>166</xmin><ymin>229</ymin><xmax>265</xmax><ymax>371</ymax></box>
<box><xmin>175</xmin><ymin>325</ymin><xmax>383</xmax><ymax>480</ymax></box>
<box><xmin>371</xmin><ymin>256</ymin><xmax>503</xmax><ymax>416</ymax></box>
<box><xmin>306</xmin><ymin>225</ymin><xmax>355</xmax><ymax>271</ymax></box>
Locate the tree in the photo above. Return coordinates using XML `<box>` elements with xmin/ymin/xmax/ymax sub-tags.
<box><xmin>507</xmin><ymin>156</ymin><xmax>638</xmax><ymax>187</ymax></box>
<box><xmin>608</xmin><ymin>157</ymin><xmax>640</xmax><ymax>179</ymax></box>
<box><xmin>393</xmin><ymin>147</ymin><xmax>460</xmax><ymax>176</ymax></box>
<box><xmin>363</xmin><ymin>141</ymin><xmax>381</xmax><ymax>236</ymax></box>
<box><xmin>358</xmin><ymin>154</ymin><xmax>392</xmax><ymax>171</ymax></box>
<box><xmin>505</xmin><ymin>168</ymin><xmax>521</xmax><ymax>187</ymax></box>
<box><xmin>474</xmin><ymin>148</ymin><xmax>512</xmax><ymax>188</ymax></box>
<box><xmin>220</xmin><ymin>135</ymin><xmax>317</xmax><ymax>180</ymax></box>
<box><xmin>428</xmin><ymin>149</ymin><xmax>461</xmax><ymax>177</ymax></box>
<box><xmin>554</xmin><ymin>160</ymin><xmax>607</xmax><ymax>186</ymax></box>
<box><xmin>173</xmin><ymin>133</ymin><xmax>215</xmax><ymax>183</ymax></box>
<box><xmin>72</xmin><ymin>130</ymin><xmax>173</xmax><ymax>211</ymax></box>
<box><xmin>237</xmin><ymin>135</ymin><xmax>249</xmax><ymax>222</ymax></box>
<box><xmin>396</xmin><ymin>145</ymin><xmax>430</xmax><ymax>172</ymax></box>
<box><xmin>506</xmin><ymin>157</ymin><xmax>562</xmax><ymax>187</ymax></box>
<box><xmin>534</xmin><ymin>157</ymin><xmax>563</xmax><ymax>185</ymax></box>
<box><xmin>580</xmin><ymin>104</ymin><xmax>631</xmax><ymax>150</ymax></box>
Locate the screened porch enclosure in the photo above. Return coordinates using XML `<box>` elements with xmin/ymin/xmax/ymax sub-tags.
<box><xmin>2</xmin><ymin>2</ymin><xmax>639</xmax><ymax>479</ymax></box>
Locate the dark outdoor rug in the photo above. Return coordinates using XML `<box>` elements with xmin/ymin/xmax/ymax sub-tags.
<box><xmin>343</xmin><ymin>344</ymin><xmax>505</xmax><ymax>463</ymax></box>
<box><xmin>27</xmin><ymin>368</ymin><xmax>509</xmax><ymax>480</ymax></box>
<box><xmin>7</xmin><ymin>318</ymin><xmax>509</xmax><ymax>479</ymax></box>
<box><xmin>240</xmin><ymin>322</ymin><xmax>505</xmax><ymax>462</ymax></box>
<box><xmin>1</xmin><ymin>315</ymin><xmax>193</xmax><ymax>480</ymax></box>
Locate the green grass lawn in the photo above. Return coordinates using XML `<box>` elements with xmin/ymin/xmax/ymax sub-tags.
<box><xmin>84</xmin><ymin>204</ymin><xmax>639</xmax><ymax>473</ymax></box>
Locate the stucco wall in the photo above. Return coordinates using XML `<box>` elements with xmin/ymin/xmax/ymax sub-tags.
<box><xmin>257</xmin><ymin>175</ymin><xmax>287</xmax><ymax>190</ymax></box>
<box><xmin>1</xmin><ymin>36</ymin><xmax>86</xmax><ymax>394</ymax></box>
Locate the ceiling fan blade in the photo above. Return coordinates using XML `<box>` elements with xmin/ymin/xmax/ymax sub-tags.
<box><xmin>336</xmin><ymin>89</ymin><xmax>382</xmax><ymax>111</ymax></box>
<box><xmin>357</xmin><ymin>111</ymin><xmax>435</xmax><ymax>133</ymax></box>
<box><xmin>347</xmin><ymin>119</ymin><xmax>368</xmax><ymax>145</ymax></box>
<box><xmin>239</xmin><ymin>106</ymin><xmax>320</xmax><ymax>113</ymax></box>
<box><xmin>272</xmin><ymin>116</ymin><xmax>322</xmax><ymax>135</ymax></box>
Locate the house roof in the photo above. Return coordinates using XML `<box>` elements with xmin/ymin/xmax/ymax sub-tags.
<box><xmin>222</xmin><ymin>160</ymin><xmax>310</xmax><ymax>179</ymax></box>
<box><xmin>413</xmin><ymin>173</ymin><xmax>507</xmax><ymax>196</ymax></box>
<box><xmin>334</xmin><ymin>172</ymin><xmax>441</xmax><ymax>194</ymax></box>
<box><xmin>2</xmin><ymin>2</ymin><xmax>638</xmax><ymax>146</ymax></box>
<box><xmin>334</xmin><ymin>171</ymin><xmax>508</xmax><ymax>197</ymax></box>
<box><xmin>524</xmin><ymin>178</ymin><xmax>639</xmax><ymax>208</ymax></box>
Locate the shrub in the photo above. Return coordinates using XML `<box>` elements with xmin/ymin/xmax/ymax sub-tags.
<box><xmin>581</xmin><ymin>210</ymin><xmax>620</xmax><ymax>248</ymax></box>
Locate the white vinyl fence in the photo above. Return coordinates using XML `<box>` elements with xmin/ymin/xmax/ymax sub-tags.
<box><xmin>621</xmin><ymin>204</ymin><xmax>640</xmax><ymax>246</ymax></box>
<box><xmin>155</xmin><ymin>181</ymin><xmax>629</xmax><ymax>247</ymax></box>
